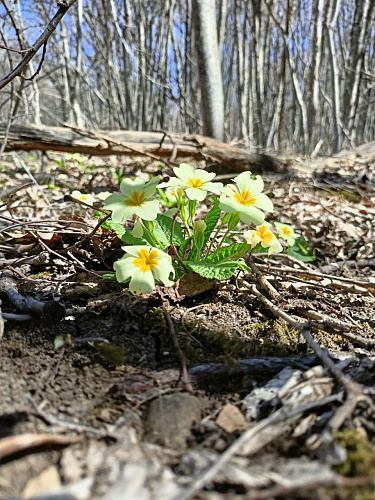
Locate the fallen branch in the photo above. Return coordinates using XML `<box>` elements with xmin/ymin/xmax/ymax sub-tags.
<box><xmin>0</xmin><ymin>271</ymin><xmax>66</xmax><ymax>321</ymax></box>
<box><xmin>0</xmin><ymin>123</ymin><xmax>286</xmax><ymax>173</ymax></box>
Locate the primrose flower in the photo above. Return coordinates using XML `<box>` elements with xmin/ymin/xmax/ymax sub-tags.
<box><xmin>219</xmin><ymin>172</ymin><xmax>273</xmax><ymax>226</ymax></box>
<box><xmin>104</xmin><ymin>176</ymin><xmax>161</xmax><ymax>223</ymax></box>
<box><xmin>274</xmin><ymin>222</ymin><xmax>297</xmax><ymax>246</ymax></box>
<box><xmin>164</xmin><ymin>187</ymin><xmax>180</xmax><ymax>204</ymax></box>
<box><xmin>158</xmin><ymin>163</ymin><xmax>223</xmax><ymax>201</ymax></box>
<box><xmin>71</xmin><ymin>190</ymin><xmax>95</xmax><ymax>206</ymax></box>
<box><xmin>114</xmin><ymin>245</ymin><xmax>175</xmax><ymax>295</ymax></box>
<box><xmin>244</xmin><ymin>222</ymin><xmax>283</xmax><ymax>255</ymax></box>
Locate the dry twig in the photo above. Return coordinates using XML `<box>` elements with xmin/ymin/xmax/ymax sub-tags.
<box><xmin>247</xmin><ymin>283</ymin><xmax>366</xmax><ymax>431</ymax></box>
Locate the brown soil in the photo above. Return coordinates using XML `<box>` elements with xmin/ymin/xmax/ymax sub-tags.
<box><xmin>0</xmin><ymin>149</ymin><xmax>374</xmax><ymax>499</ymax></box>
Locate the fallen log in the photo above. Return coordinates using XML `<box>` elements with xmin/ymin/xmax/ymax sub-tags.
<box><xmin>0</xmin><ymin>123</ymin><xmax>286</xmax><ymax>173</ymax></box>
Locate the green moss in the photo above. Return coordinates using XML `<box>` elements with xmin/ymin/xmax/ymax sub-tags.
<box><xmin>147</xmin><ymin>308</ymin><xmax>301</xmax><ymax>365</ymax></box>
<box><xmin>334</xmin><ymin>429</ymin><xmax>375</xmax><ymax>477</ymax></box>
<box><xmin>327</xmin><ymin>429</ymin><xmax>375</xmax><ymax>500</ymax></box>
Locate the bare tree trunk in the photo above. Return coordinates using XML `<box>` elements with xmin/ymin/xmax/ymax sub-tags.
<box><xmin>71</xmin><ymin>0</ymin><xmax>84</xmax><ymax>127</ymax></box>
<box><xmin>235</xmin><ymin>0</ymin><xmax>248</xmax><ymax>144</ymax></box>
<box><xmin>217</xmin><ymin>0</ymin><xmax>228</xmax><ymax>54</ymax></box>
<box><xmin>15</xmin><ymin>0</ymin><xmax>41</xmax><ymax>124</ymax></box>
<box><xmin>347</xmin><ymin>0</ymin><xmax>372</xmax><ymax>144</ymax></box>
<box><xmin>192</xmin><ymin>0</ymin><xmax>225</xmax><ymax>141</ymax></box>
<box><xmin>326</xmin><ymin>0</ymin><xmax>342</xmax><ymax>153</ymax></box>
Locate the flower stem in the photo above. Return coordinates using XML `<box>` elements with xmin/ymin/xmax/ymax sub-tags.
<box><xmin>206</xmin><ymin>219</ymin><xmax>225</xmax><ymax>256</ymax></box>
<box><xmin>180</xmin><ymin>198</ymin><xmax>193</xmax><ymax>237</ymax></box>
<box><xmin>210</xmin><ymin>226</ymin><xmax>231</xmax><ymax>258</ymax></box>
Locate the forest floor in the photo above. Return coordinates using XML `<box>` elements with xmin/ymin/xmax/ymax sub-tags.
<box><xmin>0</xmin><ymin>147</ymin><xmax>374</xmax><ymax>500</ymax></box>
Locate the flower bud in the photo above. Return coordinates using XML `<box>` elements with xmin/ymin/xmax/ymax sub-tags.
<box><xmin>193</xmin><ymin>220</ymin><xmax>207</xmax><ymax>252</ymax></box>
<box><xmin>194</xmin><ymin>220</ymin><xmax>207</xmax><ymax>233</ymax></box>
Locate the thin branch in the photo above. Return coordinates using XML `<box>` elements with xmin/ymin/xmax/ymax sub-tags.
<box><xmin>22</xmin><ymin>42</ymin><xmax>48</xmax><ymax>81</ymax></box>
<box><xmin>0</xmin><ymin>0</ymin><xmax>78</xmax><ymax>90</ymax></box>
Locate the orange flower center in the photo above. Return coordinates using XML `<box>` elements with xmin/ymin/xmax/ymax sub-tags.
<box><xmin>125</xmin><ymin>191</ymin><xmax>146</xmax><ymax>207</ymax></box>
<box><xmin>234</xmin><ymin>190</ymin><xmax>256</xmax><ymax>206</ymax></box>
<box><xmin>257</xmin><ymin>225</ymin><xmax>273</xmax><ymax>244</ymax></box>
<box><xmin>188</xmin><ymin>178</ymin><xmax>203</xmax><ymax>189</ymax></box>
<box><xmin>133</xmin><ymin>249</ymin><xmax>158</xmax><ymax>273</ymax></box>
<box><xmin>281</xmin><ymin>226</ymin><xmax>292</xmax><ymax>237</ymax></box>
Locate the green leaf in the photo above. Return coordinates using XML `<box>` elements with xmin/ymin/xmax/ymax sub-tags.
<box><xmin>179</xmin><ymin>236</ymin><xmax>192</xmax><ymax>259</ymax></box>
<box><xmin>186</xmin><ymin>260</ymin><xmax>246</xmax><ymax>280</ymax></box>
<box><xmin>54</xmin><ymin>336</ymin><xmax>65</xmax><ymax>349</ymax></box>
<box><xmin>203</xmin><ymin>198</ymin><xmax>221</xmax><ymax>247</ymax></box>
<box><xmin>153</xmin><ymin>226</ymin><xmax>169</xmax><ymax>247</ymax></box>
<box><xmin>93</xmin><ymin>343</ymin><xmax>125</xmax><ymax>366</ymax></box>
<box><xmin>287</xmin><ymin>235</ymin><xmax>315</xmax><ymax>262</ymax></box>
<box><xmin>102</xmin><ymin>219</ymin><xmax>126</xmax><ymax>239</ymax></box>
<box><xmin>206</xmin><ymin>243</ymin><xmax>245</xmax><ymax>263</ymax></box>
<box><xmin>156</xmin><ymin>214</ymin><xmax>185</xmax><ymax>245</ymax></box>
<box><xmin>121</xmin><ymin>232</ymin><xmax>148</xmax><ymax>245</ymax></box>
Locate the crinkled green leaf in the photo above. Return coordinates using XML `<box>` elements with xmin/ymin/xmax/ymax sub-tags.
<box><xmin>153</xmin><ymin>226</ymin><xmax>169</xmax><ymax>247</ymax></box>
<box><xmin>203</xmin><ymin>198</ymin><xmax>221</xmax><ymax>247</ymax></box>
<box><xmin>156</xmin><ymin>214</ymin><xmax>185</xmax><ymax>245</ymax></box>
<box><xmin>186</xmin><ymin>260</ymin><xmax>248</xmax><ymax>280</ymax></box>
<box><xmin>102</xmin><ymin>219</ymin><xmax>126</xmax><ymax>239</ymax></box>
<box><xmin>206</xmin><ymin>243</ymin><xmax>245</xmax><ymax>263</ymax></box>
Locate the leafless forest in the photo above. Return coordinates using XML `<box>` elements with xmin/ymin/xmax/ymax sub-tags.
<box><xmin>0</xmin><ymin>0</ymin><xmax>374</xmax><ymax>154</ymax></box>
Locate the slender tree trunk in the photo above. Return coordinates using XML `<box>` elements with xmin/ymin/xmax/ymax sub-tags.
<box><xmin>192</xmin><ymin>0</ymin><xmax>225</xmax><ymax>141</ymax></box>
<box><xmin>326</xmin><ymin>0</ymin><xmax>342</xmax><ymax>153</ymax></box>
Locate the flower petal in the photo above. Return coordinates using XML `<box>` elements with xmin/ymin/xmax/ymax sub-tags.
<box><xmin>244</xmin><ymin>229</ymin><xmax>260</xmax><ymax>248</ymax></box>
<box><xmin>219</xmin><ymin>195</ymin><xmax>241</xmax><ymax>214</ymax></box>
<box><xmin>134</xmin><ymin>199</ymin><xmax>160</xmax><ymax>220</ymax></box>
<box><xmin>152</xmin><ymin>256</ymin><xmax>175</xmax><ymax>286</ymax></box>
<box><xmin>103</xmin><ymin>193</ymin><xmax>125</xmax><ymax>209</ymax></box>
<box><xmin>143</xmin><ymin>176</ymin><xmax>161</xmax><ymax>197</ymax></box>
<box><xmin>204</xmin><ymin>181</ymin><xmax>224</xmax><ymax>194</ymax></box>
<box><xmin>238</xmin><ymin>205</ymin><xmax>265</xmax><ymax>225</ymax></box>
<box><xmin>253</xmin><ymin>193</ymin><xmax>273</xmax><ymax>212</ymax></box>
<box><xmin>111</xmin><ymin>205</ymin><xmax>135</xmax><ymax>223</ymax></box>
<box><xmin>158</xmin><ymin>177</ymin><xmax>186</xmax><ymax>189</ymax></box>
<box><xmin>220</xmin><ymin>185</ymin><xmax>235</xmax><ymax>196</ymax></box>
<box><xmin>267</xmin><ymin>237</ymin><xmax>283</xmax><ymax>255</ymax></box>
<box><xmin>113</xmin><ymin>255</ymin><xmax>136</xmax><ymax>283</ymax></box>
<box><xmin>195</xmin><ymin>168</ymin><xmax>216</xmax><ymax>183</ymax></box>
<box><xmin>185</xmin><ymin>187</ymin><xmax>207</xmax><ymax>201</ymax></box>
<box><xmin>235</xmin><ymin>173</ymin><xmax>264</xmax><ymax>195</ymax></box>
<box><xmin>173</xmin><ymin>163</ymin><xmax>195</xmax><ymax>182</ymax></box>
<box><xmin>129</xmin><ymin>267</ymin><xmax>155</xmax><ymax>294</ymax></box>
<box><xmin>119</xmin><ymin>177</ymin><xmax>145</xmax><ymax>196</ymax></box>
<box><xmin>120</xmin><ymin>245</ymin><xmax>153</xmax><ymax>257</ymax></box>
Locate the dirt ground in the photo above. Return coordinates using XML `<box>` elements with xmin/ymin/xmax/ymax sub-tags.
<box><xmin>0</xmin><ymin>148</ymin><xmax>374</xmax><ymax>499</ymax></box>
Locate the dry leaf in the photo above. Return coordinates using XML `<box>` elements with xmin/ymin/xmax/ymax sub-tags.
<box><xmin>22</xmin><ymin>465</ymin><xmax>61</xmax><ymax>498</ymax></box>
<box><xmin>216</xmin><ymin>404</ymin><xmax>247</xmax><ymax>433</ymax></box>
